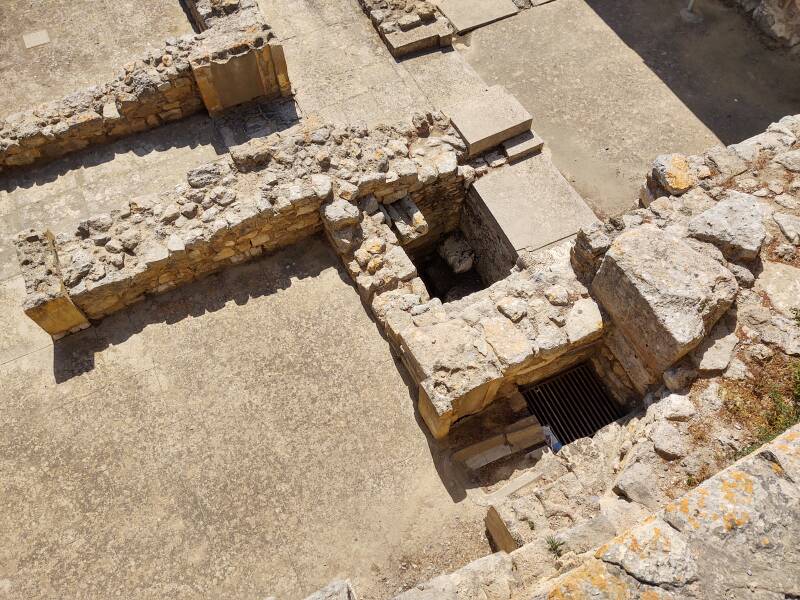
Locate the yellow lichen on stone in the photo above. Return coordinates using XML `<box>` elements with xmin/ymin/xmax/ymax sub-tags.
<box><xmin>546</xmin><ymin>559</ymin><xmax>629</xmax><ymax>600</ymax></box>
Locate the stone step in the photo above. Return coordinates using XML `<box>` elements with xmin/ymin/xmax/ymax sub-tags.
<box><xmin>446</xmin><ymin>84</ymin><xmax>532</xmax><ymax>157</ymax></box>
<box><xmin>502</xmin><ymin>130</ymin><xmax>544</xmax><ymax>163</ymax></box>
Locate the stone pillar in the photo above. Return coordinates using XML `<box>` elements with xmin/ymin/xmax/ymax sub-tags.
<box><xmin>189</xmin><ymin>24</ymin><xmax>291</xmax><ymax>115</ymax></box>
<box><xmin>15</xmin><ymin>230</ymin><xmax>90</xmax><ymax>338</ymax></box>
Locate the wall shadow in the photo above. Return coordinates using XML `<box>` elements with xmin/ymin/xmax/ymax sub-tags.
<box><xmin>52</xmin><ymin>234</ymin><xmax>338</xmax><ymax>383</ymax></box>
<box><xmin>582</xmin><ymin>0</ymin><xmax>800</xmax><ymax>145</ymax></box>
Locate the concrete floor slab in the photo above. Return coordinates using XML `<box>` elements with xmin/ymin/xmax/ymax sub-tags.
<box><xmin>456</xmin><ymin>0</ymin><xmax>800</xmax><ymax>218</ymax></box>
<box><xmin>0</xmin><ymin>239</ymin><xmax>490</xmax><ymax>600</ymax></box>
<box><xmin>436</xmin><ymin>0</ymin><xmax>519</xmax><ymax>33</ymax></box>
<box><xmin>0</xmin><ymin>0</ymin><xmax>193</xmax><ymax>115</ymax></box>
<box><xmin>471</xmin><ymin>153</ymin><xmax>600</xmax><ymax>252</ymax></box>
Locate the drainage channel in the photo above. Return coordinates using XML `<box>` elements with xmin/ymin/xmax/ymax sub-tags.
<box><xmin>521</xmin><ymin>362</ymin><xmax>627</xmax><ymax>446</ymax></box>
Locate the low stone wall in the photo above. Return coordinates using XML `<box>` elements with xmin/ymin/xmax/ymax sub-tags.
<box><xmin>383</xmin><ymin>243</ymin><xmax>607</xmax><ymax>438</ymax></box>
<box><xmin>15</xmin><ymin>113</ymin><xmax>468</xmax><ymax>334</ymax></box>
<box><xmin>0</xmin><ymin>1</ymin><xmax>290</xmax><ymax>172</ymax></box>
<box><xmin>0</xmin><ymin>39</ymin><xmax>203</xmax><ymax>170</ymax></box>
<box><xmin>731</xmin><ymin>0</ymin><xmax>800</xmax><ymax>46</ymax></box>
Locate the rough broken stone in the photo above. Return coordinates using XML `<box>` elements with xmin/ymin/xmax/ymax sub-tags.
<box><xmin>592</xmin><ymin>226</ymin><xmax>738</xmax><ymax>375</ymax></box>
<box><xmin>774</xmin><ymin>211</ymin><xmax>800</xmax><ymax>244</ymax></box>
<box><xmin>650</xmin><ymin>421</ymin><xmax>688</xmax><ymax>460</ymax></box>
<box><xmin>598</xmin><ymin>517</ymin><xmax>698</xmax><ymax>586</ymax></box>
<box><xmin>437</xmin><ymin>233</ymin><xmax>474</xmax><ymax>273</ymax></box>
<box><xmin>687</xmin><ymin>191</ymin><xmax>767</xmax><ymax>261</ymax></box>
<box><xmin>652</xmin><ymin>153</ymin><xmax>694</xmax><ymax>195</ymax></box>
<box><xmin>690</xmin><ymin>316</ymin><xmax>738</xmax><ymax>373</ymax></box>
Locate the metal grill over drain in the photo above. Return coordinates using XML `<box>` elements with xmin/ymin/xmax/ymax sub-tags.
<box><xmin>522</xmin><ymin>362</ymin><xmax>626</xmax><ymax>447</ymax></box>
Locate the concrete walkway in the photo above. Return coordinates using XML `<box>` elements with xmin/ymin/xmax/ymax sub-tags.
<box><xmin>457</xmin><ymin>0</ymin><xmax>800</xmax><ymax>217</ymax></box>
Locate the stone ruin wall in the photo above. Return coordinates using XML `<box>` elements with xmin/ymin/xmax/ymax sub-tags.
<box><xmin>731</xmin><ymin>0</ymin><xmax>800</xmax><ymax>46</ymax></box>
<box><xmin>0</xmin><ymin>0</ymin><xmax>290</xmax><ymax>172</ymax></box>
<box><xmin>344</xmin><ymin>113</ymin><xmax>800</xmax><ymax>600</ymax></box>
<box><xmin>14</xmin><ymin>113</ymin><xmax>468</xmax><ymax>333</ymax></box>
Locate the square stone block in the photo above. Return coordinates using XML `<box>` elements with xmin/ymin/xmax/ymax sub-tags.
<box><xmin>447</xmin><ymin>84</ymin><xmax>532</xmax><ymax>157</ymax></box>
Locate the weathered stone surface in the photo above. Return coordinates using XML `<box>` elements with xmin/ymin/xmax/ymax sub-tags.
<box><xmin>304</xmin><ymin>580</ymin><xmax>358</xmax><ymax>600</ymax></box>
<box><xmin>652</xmin><ymin>153</ymin><xmax>694</xmax><ymax>195</ymax></box>
<box><xmin>687</xmin><ymin>191</ymin><xmax>767</xmax><ymax>261</ymax></box>
<box><xmin>659</xmin><ymin>393</ymin><xmax>696</xmax><ymax>421</ymax></box>
<box><xmin>437</xmin><ymin>233</ymin><xmax>474</xmax><ymax>273</ymax></box>
<box><xmin>437</xmin><ymin>0</ymin><xmax>518</xmax><ymax>34</ymax></box>
<box><xmin>392</xmin><ymin>552</ymin><xmax>515</xmax><ymax>600</ymax></box>
<box><xmin>447</xmin><ymin>85</ymin><xmax>532</xmax><ymax>156</ymax></box>
<box><xmin>598</xmin><ymin>517</ymin><xmax>698</xmax><ymax>586</ymax></box>
<box><xmin>690</xmin><ymin>315</ymin><xmax>738</xmax><ymax>373</ymax></box>
<box><xmin>564</xmin><ymin>297</ymin><xmax>603</xmax><ymax>345</ymax></box>
<box><xmin>774</xmin><ymin>211</ymin><xmax>800</xmax><ymax>244</ymax></box>
<box><xmin>612</xmin><ymin>461</ymin><xmax>664</xmax><ymax>511</ymax></box>
<box><xmin>592</xmin><ymin>226</ymin><xmax>738</xmax><ymax>375</ymax></box>
<box><xmin>650</xmin><ymin>421</ymin><xmax>688</xmax><ymax>460</ymax></box>
<box><xmin>775</xmin><ymin>148</ymin><xmax>800</xmax><ymax>171</ymax></box>
<box><xmin>754</xmin><ymin>261</ymin><xmax>800</xmax><ymax>318</ymax></box>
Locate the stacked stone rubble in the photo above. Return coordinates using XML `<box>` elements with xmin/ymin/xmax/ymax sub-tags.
<box><xmin>0</xmin><ymin>38</ymin><xmax>203</xmax><ymax>170</ymax></box>
<box><xmin>731</xmin><ymin>0</ymin><xmax>800</xmax><ymax>46</ymax></box>
<box><xmin>15</xmin><ymin>113</ymin><xmax>469</xmax><ymax>332</ymax></box>
<box><xmin>356</xmin><ymin>0</ymin><xmax>453</xmax><ymax>56</ymax></box>
<box><xmin>0</xmin><ymin>0</ymin><xmax>290</xmax><ymax>171</ymax></box>
<box><xmin>383</xmin><ymin>425</ymin><xmax>800</xmax><ymax>600</ymax></box>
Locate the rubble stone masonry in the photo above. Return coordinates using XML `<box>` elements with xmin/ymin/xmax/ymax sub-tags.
<box><xmin>0</xmin><ymin>0</ymin><xmax>290</xmax><ymax>172</ymax></box>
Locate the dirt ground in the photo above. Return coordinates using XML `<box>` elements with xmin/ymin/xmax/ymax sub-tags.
<box><xmin>458</xmin><ymin>0</ymin><xmax>800</xmax><ymax>217</ymax></box>
<box><xmin>0</xmin><ymin>0</ymin><xmax>194</xmax><ymax>115</ymax></box>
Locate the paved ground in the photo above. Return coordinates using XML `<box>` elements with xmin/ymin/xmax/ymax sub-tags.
<box><xmin>0</xmin><ymin>239</ymin><xmax>490</xmax><ymax>600</ymax></box>
<box><xmin>457</xmin><ymin>0</ymin><xmax>800</xmax><ymax>217</ymax></box>
<box><xmin>0</xmin><ymin>0</ymin><xmax>194</xmax><ymax>116</ymax></box>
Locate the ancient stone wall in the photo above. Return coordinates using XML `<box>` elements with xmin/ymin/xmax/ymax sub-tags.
<box><xmin>0</xmin><ymin>39</ymin><xmax>203</xmax><ymax>170</ymax></box>
<box><xmin>0</xmin><ymin>1</ymin><xmax>290</xmax><ymax>172</ymax></box>
<box><xmin>731</xmin><ymin>0</ymin><xmax>800</xmax><ymax>46</ymax></box>
<box><xmin>381</xmin><ymin>424</ymin><xmax>800</xmax><ymax>600</ymax></box>
<box><xmin>460</xmin><ymin>185</ymin><xmax>518</xmax><ymax>285</ymax></box>
<box><xmin>15</xmin><ymin>114</ymin><xmax>467</xmax><ymax>334</ymax></box>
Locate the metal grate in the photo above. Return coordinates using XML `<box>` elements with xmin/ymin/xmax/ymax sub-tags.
<box><xmin>521</xmin><ymin>362</ymin><xmax>627</xmax><ymax>447</ymax></box>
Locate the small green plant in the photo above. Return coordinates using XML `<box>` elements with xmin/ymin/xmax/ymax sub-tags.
<box><xmin>545</xmin><ymin>535</ymin><xmax>565</xmax><ymax>558</ymax></box>
<box><xmin>686</xmin><ymin>475</ymin><xmax>696</xmax><ymax>487</ymax></box>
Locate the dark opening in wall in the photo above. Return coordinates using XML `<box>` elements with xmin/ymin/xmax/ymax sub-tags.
<box><xmin>411</xmin><ymin>232</ymin><xmax>490</xmax><ymax>303</ymax></box>
<box><xmin>521</xmin><ymin>362</ymin><xmax>628</xmax><ymax>447</ymax></box>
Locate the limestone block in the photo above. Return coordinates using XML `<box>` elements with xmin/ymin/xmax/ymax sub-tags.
<box><xmin>447</xmin><ymin>85</ymin><xmax>532</xmax><ymax>157</ymax></box>
<box><xmin>597</xmin><ymin>517</ymin><xmax>698</xmax><ymax>586</ymax></box>
<box><xmin>391</xmin><ymin>552</ymin><xmax>516</xmax><ymax>600</ymax></box>
<box><xmin>592</xmin><ymin>226</ymin><xmax>738</xmax><ymax>376</ymax></box>
<box><xmin>687</xmin><ymin>191</ymin><xmax>767</xmax><ymax>261</ymax></box>
<box><xmin>303</xmin><ymin>580</ymin><xmax>358</xmax><ymax>600</ymax></box>
<box><xmin>437</xmin><ymin>0</ymin><xmax>518</xmax><ymax>34</ymax></box>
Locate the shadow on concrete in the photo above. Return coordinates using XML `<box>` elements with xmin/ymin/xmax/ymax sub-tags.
<box><xmin>582</xmin><ymin>0</ymin><xmax>800</xmax><ymax>144</ymax></box>
<box><xmin>52</xmin><ymin>235</ymin><xmax>338</xmax><ymax>382</ymax></box>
